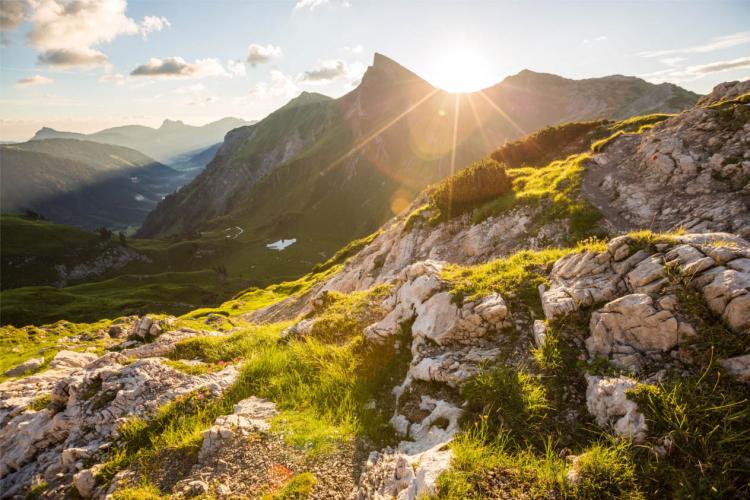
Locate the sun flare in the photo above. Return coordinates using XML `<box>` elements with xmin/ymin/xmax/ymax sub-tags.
<box><xmin>428</xmin><ymin>46</ymin><xmax>496</xmax><ymax>93</ymax></box>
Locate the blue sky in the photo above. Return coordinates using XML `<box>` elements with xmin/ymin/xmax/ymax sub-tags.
<box><xmin>1</xmin><ymin>0</ymin><xmax>749</xmax><ymax>141</ymax></box>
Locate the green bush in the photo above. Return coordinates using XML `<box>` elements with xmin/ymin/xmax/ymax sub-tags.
<box><xmin>491</xmin><ymin>120</ymin><xmax>609</xmax><ymax>167</ymax></box>
<box><xmin>429</xmin><ymin>159</ymin><xmax>512</xmax><ymax>220</ymax></box>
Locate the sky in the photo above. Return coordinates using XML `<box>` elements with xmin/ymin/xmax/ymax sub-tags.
<box><xmin>1</xmin><ymin>0</ymin><xmax>749</xmax><ymax>141</ymax></box>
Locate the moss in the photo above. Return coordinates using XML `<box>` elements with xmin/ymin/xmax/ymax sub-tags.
<box><xmin>27</xmin><ymin>394</ymin><xmax>52</xmax><ymax>412</ymax></box>
<box><xmin>402</xmin><ymin>204</ymin><xmax>431</xmax><ymax>232</ymax></box>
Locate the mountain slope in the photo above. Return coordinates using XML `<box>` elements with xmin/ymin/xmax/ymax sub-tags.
<box><xmin>31</xmin><ymin>117</ymin><xmax>252</xmax><ymax>164</ymax></box>
<box><xmin>0</xmin><ymin>139</ymin><xmax>186</xmax><ymax>230</ymax></box>
<box><xmin>0</xmin><ymin>81</ymin><xmax>747</xmax><ymax>500</ymax></box>
<box><xmin>137</xmin><ymin>53</ymin><xmax>699</xmax><ymax>283</ymax></box>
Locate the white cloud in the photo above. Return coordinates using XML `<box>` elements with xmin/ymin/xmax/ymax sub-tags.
<box><xmin>583</xmin><ymin>35</ymin><xmax>607</xmax><ymax>44</ymax></box>
<box><xmin>294</xmin><ymin>0</ymin><xmax>350</xmax><ymax>10</ymax></box>
<box><xmin>173</xmin><ymin>83</ymin><xmax>218</xmax><ymax>106</ymax></box>
<box><xmin>227</xmin><ymin>59</ymin><xmax>246</xmax><ymax>76</ymax></box>
<box><xmin>660</xmin><ymin>57</ymin><xmax>686</xmax><ymax>67</ymax></box>
<box><xmin>98</xmin><ymin>72</ymin><xmax>125</xmax><ymax>85</ymax></box>
<box><xmin>130</xmin><ymin>57</ymin><xmax>229</xmax><ymax>79</ymax></box>
<box><xmin>249</xmin><ymin>70</ymin><xmax>299</xmax><ymax>99</ymax></box>
<box><xmin>638</xmin><ymin>31</ymin><xmax>750</xmax><ymax>58</ymax></box>
<box><xmin>16</xmin><ymin>74</ymin><xmax>53</xmax><ymax>87</ymax></box>
<box><xmin>342</xmin><ymin>44</ymin><xmax>363</xmax><ymax>54</ymax></box>
<box><xmin>1</xmin><ymin>0</ymin><xmax>27</xmax><ymax>44</ymax></box>
<box><xmin>641</xmin><ymin>56</ymin><xmax>750</xmax><ymax>84</ymax></box>
<box><xmin>687</xmin><ymin>56</ymin><xmax>750</xmax><ymax>74</ymax></box>
<box><xmin>140</xmin><ymin>15</ymin><xmax>170</xmax><ymax>40</ymax></box>
<box><xmin>299</xmin><ymin>59</ymin><xmax>356</xmax><ymax>82</ymax></box>
<box><xmin>246</xmin><ymin>43</ymin><xmax>282</xmax><ymax>66</ymax></box>
<box><xmin>24</xmin><ymin>0</ymin><xmax>169</xmax><ymax>68</ymax></box>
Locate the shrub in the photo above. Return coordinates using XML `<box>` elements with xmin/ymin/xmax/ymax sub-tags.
<box><xmin>491</xmin><ymin>120</ymin><xmax>609</xmax><ymax>167</ymax></box>
<box><xmin>429</xmin><ymin>159</ymin><xmax>511</xmax><ymax>220</ymax></box>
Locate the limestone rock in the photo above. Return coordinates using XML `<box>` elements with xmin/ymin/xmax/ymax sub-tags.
<box><xmin>198</xmin><ymin>397</ymin><xmax>278</xmax><ymax>463</ymax></box>
<box><xmin>718</xmin><ymin>354</ymin><xmax>750</xmax><ymax>384</ymax></box>
<box><xmin>48</xmin><ymin>350</ymin><xmax>98</xmax><ymax>370</ymax></box>
<box><xmin>585</xmin><ymin>375</ymin><xmax>647</xmax><ymax>442</ymax></box>
<box><xmin>587</xmin><ymin>294</ymin><xmax>686</xmax><ymax>371</ymax></box>
<box><xmin>3</xmin><ymin>357</ymin><xmax>45</xmax><ymax>377</ymax></box>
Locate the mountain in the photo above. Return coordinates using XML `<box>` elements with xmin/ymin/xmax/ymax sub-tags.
<box><xmin>0</xmin><ymin>80</ymin><xmax>748</xmax><ymax>499</ymax></box>
<box><xmin>0</xmin><ymin>139</ymin><xmax>187</xmax><ymax>231</ymax></box>
<box><xmin>137</xmin><ymin>53</ymin><xmax>698</xmax><ymax>281</ymax></box>
<box><xmin>31</xmin><ymin>117</ymin><xmax>253</xmax><ymax>164</ymax></box>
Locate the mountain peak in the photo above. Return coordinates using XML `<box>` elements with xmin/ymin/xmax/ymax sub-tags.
<box><xmin>160</xmin><ymin>119</ymin><xmax>185</xmax><ymax>129</ymax></box>
<box><xmin>360</xmin><ymin>53</ymin><xmax>429</xmax><ymax>88</ymax></box>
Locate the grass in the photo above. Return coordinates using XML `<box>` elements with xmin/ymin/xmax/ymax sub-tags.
<box><xmin>462</xmin><ymin>365</ymin><xmax>550</xmax><ymax>442</ymax></box>
<box><xmin>310</xmin><ymin>230</ymin><xmax>383</xmax><ymax>273</ymax></box>
<box><xmin>0</xmin><ymin>270</ymin><xmax>247</xmax><ymax>327</ymax></box>
<box><xmin>436</xmin><ymin>423</ymin><xmax>642</xmax><ymax>499</ymax></box>
<box><xmin>441</xmin><ymin>244</ymin><xmax>607</xmax><ymax>314</ymax></box>
<box><xmin>264</xmin><ymin>472</ymin><xmax>317</xmax><ymax>499</ymax></box>
<box><xmin>627</xmin><ymin>366</ymin><xmax>750</xmax><ymax>498</ymax></box>
<box><xmin>27</xmin><ymin>394</ymin><xmax>52</xmax><ymax>411</ymax></box>
<box><xmin>100</xmin><ymin>286</ymin><xmax>410</xmax><ymax>492</ymax></box>
<box><xmin>0</xmin><ymin>319</ymin><xmax>111</xmax><ymax>382</ymax></box>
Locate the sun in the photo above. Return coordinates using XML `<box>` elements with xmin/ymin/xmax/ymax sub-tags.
<box><xmin>427</xmin><ymin>46</ymin><xmax>496</xmax><ymax>93</ymax></box>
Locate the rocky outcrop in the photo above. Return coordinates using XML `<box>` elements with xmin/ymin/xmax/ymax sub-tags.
<box><xmin>587</xmin><ymin>294</ymin><xmax>694</xmax><ymax>372</ymax></box>
<box><xmin>540</xmin><ymin>233</ymin><xmax>750</xmax><ymax>371</ymax></box>
<box><xmin>0</xmin><ymin>351</ymin><xmax>238</xmax><ymax>498</ymax></box>
<box><xmin>586</xmin><ymin>80</ymin><xmax>750</xmax><ymax>238</ymax></box>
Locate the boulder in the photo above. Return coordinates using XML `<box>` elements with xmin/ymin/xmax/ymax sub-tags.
<box><xmin>48</xmin><ymin>350</ymin><xmax>98</xmax><ymax>370</ymax></box>
<box><xmin>587</xmin><ymin>294</ymin><xmax>683</xmax><ymax>371</ymax></box>
<box><xmin>585</xmin><ymin>375</ymin><xmax>647</xmax><ymax>443</ymax></box>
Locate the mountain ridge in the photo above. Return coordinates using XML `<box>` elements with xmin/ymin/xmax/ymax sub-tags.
<box><xmin>137</xmin><ymin>53</ymin><xmax>699</xmax><ymax>286</ymax></box>
<box><xmin>31</xmin><ymin>117</ymin><xmax>253</xmax><ymax>164</ymax></box>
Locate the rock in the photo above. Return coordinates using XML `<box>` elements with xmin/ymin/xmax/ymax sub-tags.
<box><xmin>107</xmin><ymin>325</ymin><xmax>125</xmax><ymax>338</ymax></box>
<box><xmin>0</xmin><ymin>355</ymin><xmax>238</xmax><ymax>496</ymax></box>
<box><xmin>718</xmin><ymin>354</ymin><xmax>750</xmax><ymax>384</ymax></box>
<box><xmin>532</xmin><ymin>320</ymin><xmax>547</xmax><ymax>348</ymax></box>
<box><xmin>542</xmin><ymin>251</ymin><xmax>624</xmax><ymax>320</ymax></box>
<box><xmin>585</xmin><ymin>375</ymin><xmax>647</xmax><ymax>443</ymax></box>
<box><xmin>184</xmin><ymin>479</ymin><xmax>209</xmax><ymax>497</ymax></box>
<box><xmin>3</xmin><ymin>357</ymin><xmax>44</xmax><ymax>377</ymax></box>
<box><xmin>587</xmin><ymin>294</ymin><xmax>683</xmax><ymax>371</ymax></box>
<box><xmin>73</xmin><ymin>468</ymin><xmax>96</xmax><ymax>498</ymax></box>
<box><xmin>132</xmin><ymin>316</ymin><xmax>153</xmax><ymax>338</ymax></box>
<box><xmin>215</xmin><ymin>483</ymin><xmax>232</xmax><ymax>497</ymax></box>
<box><xmin>198</xmin><ymin>397</ymin><xmax>278</xmax><ymax>463</ymax></box>
<box><xmin>474</xmin><ymin>293</ymin><xmax>508</xmax><ymax>326</ymax></box>
<box><xmin>701</xmin><ymin>268</ymin><xmax>750</xmax><ymax>332</ymax></box>
<box><xmin>48</xmin><ymin>350</ymin><xmax>98</xmax><ymax>370</ymax></box>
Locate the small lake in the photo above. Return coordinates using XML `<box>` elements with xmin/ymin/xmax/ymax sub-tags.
<box><xmin>267</xmin><ymin>238</ymin><xmax>297</xmax><ymax>251</ymax></box>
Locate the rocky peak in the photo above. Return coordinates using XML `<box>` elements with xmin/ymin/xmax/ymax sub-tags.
<box><xmin>159</xmin><ymin>118</ymin><xmax>186</xmax><ymax>130</ymax></box>
<box><xmin>359</xmin><ymin>52</ymin><xmax>431</xmax><ymax>89</ymax></box>
<box><xmin>697</xmin><ymin>79</ymin><xmax>750</xmax><ymax>106</ymax></box>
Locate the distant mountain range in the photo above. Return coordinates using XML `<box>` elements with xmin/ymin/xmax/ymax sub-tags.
<box><xmin>0</xmin><ymin>139</ymin><xmax>189</xmax><ymax>231</ymax></box>
<box><xmin>31</xmin><ymin>117</ymin><xmax>253</xmax><ymax>164</ymax></box>
<box><xmin>137</xmin><ymin>53</ymin><xmax>698</xmax><ymax>277</ymax></box>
